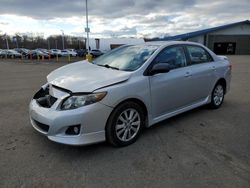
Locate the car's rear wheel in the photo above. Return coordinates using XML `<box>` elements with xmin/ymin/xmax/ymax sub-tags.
<box><xmin>210</xmin><ymin>82</ymin><xmax>225</xmax><ymax>109</ymax></box>
<box><xmin>106</xmin><ymin>101</ymin><xmax>145</xmax><ymax>147</ymax></box>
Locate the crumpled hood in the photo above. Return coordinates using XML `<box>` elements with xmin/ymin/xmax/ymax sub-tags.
<box><xmin>47</xmin><ymin>61</ymin><xmax>132</xmax><ymax>93</ymax></box>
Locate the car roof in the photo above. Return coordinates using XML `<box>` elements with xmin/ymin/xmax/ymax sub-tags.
<box><xmin>145</xmin><ymin>40</ymin><xmax>204</xmax><ymax>47</ymax></box>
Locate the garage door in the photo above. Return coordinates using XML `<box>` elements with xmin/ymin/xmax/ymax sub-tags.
<box><xmin>214</xmin><ymin>42</ymin><xmax>236</xmax><ymax>55</ymax></box>
<box><xmin>208</xmin><ymin>35</ymin><xmax>250</xmax><ymax>55</ymax></box>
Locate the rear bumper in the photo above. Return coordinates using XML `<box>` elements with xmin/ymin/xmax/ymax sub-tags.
<box><xmin>29</xmin><ymin>99</ymin><xmax>113</xmax><ymax>145</ymax></box>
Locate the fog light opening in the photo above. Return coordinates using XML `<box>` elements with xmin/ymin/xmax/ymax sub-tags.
<box><xmin>73</xmin><ymin>127</ymin><xmax>79</xmax><ymax>134</ymax></box>
<box><xmin>65</xmin><ymin>125</ymin><xmax>81</xmax><ymax>135</ymax></box>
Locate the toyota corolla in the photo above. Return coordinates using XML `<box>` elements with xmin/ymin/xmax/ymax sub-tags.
<box><xmin>29</xmin><ymin>41</ymin><xmax>231</xmax><ymax>147</ymax></box>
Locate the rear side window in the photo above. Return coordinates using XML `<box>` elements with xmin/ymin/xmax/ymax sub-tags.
<box><xmin>153</xmin><ymin>46</ymin><xmax>187</xmax><ymax>70</ymax></box>
<box><xmin>186</xmin><ymin>45</ymin><xmax>213</xmax><ymax>64</ymax></box>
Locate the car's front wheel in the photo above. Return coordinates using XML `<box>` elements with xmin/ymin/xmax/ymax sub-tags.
<box><xmin>210</xmin><ymin>82</ymin><xmax>225</xmax><ymax>109</ymax></box>
<box><xmin>106</xmin><ymin>101</ymin><xmax>145</xmax><ymax>147</ymax></box>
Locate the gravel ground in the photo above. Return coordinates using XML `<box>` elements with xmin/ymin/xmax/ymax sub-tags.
<box><xmin>0</xmin><ymin>56</ymin><xmax>249</xmax><ymax>188</ymax></box>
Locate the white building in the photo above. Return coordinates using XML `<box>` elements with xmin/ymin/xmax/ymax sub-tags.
<box><xmin>87</xmin><ymin>38</ymin><xmax>145</xmax><ymax>52</ymax></box>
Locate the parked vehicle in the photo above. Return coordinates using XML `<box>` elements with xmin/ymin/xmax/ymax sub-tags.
<box><xmin>14</xmin><ymin>48</ymin><xmax>30</xmax><ymax>56</ymax></box>
<box><xmin>36</xmin><ymin>49</ymin><xmax>55</xmax><ymax>58</ymax></box>
<box><xmin>0</xmin><ymin>50</ymin><xmax>5</xmax><ymax>58</ymax></box>
<box><xmin>29</xmin><ymin>41</ymin><xmax>231</xmax><ymax>147</ymax></box>
<box><xmin>76</xmin><ymin>49</ymin><xmax>87</xmax><ymax>57</ymax></box>
<box><xmin>66</xmin><ymin>49</ymin><xmax>76</xmax><ymax>53</ymax></box>
<box><xmin>0</xmin><ymin>49</ymin><xmax>4</xmax><ymax>58</ymax></box>
<box><xmin>90</xmin><ymin>49</ymin><xmax>103</xmax><ymax>57</ymax></box>
<box><xmin>61</xmin><ymin>49</ymin><xmax>77</xmax><ymax>57</ymax></box>
<box><xmin>50</xmin><ymin>49</ymin><xmax>62</xmax><ymax>57</ymax></box>
<box><xmin>26</xmin><ymin>50</ymin><xmax>49</xmax><ymax>59</ymax></box>
<box><xmin>0</xmin><ymin>49</ymin><xmax>22</xmax><ymax>58</ymax></box>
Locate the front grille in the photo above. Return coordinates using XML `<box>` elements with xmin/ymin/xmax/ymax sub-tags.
<box><xmin>33</xmin><ymin>119</ymin><xmax>49</xmax><ymax>132</ymax></box>
<box><xmin>36</xmin><ymin>95</ymin><xmax>57</xmax><ymax>108</ymax></box>
<box><xmin>33</xmin><ymin>86</ymin><xmax>57</xmax><ymax>108</ymax></box>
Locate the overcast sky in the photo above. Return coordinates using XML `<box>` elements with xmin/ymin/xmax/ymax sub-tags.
<box><xmin>0</xmin><ymin>0</ymin><xmax>249</xmax><ymax>38</ymax></box>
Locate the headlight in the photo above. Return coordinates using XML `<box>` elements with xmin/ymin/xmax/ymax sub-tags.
<box><xmin>61</xmin><ymin>92</ymin><xmax>107</xmax><ymax>110</ymax></box>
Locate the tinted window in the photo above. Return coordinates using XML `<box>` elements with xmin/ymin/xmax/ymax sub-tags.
<box><xmin>186</xmin><ymin>45</ymin><xmax>213</xmax><ymax>64</ymax></box>
<box><xmin>153</xmin><ymin>46</ymin><xmax>186</xmax><ymax>70</ymax></box>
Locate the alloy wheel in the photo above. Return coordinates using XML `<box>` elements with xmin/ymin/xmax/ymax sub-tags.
<box><xmin>115</xmin><ymin>108</ymin><xmax>141</xmax><ymax>142</ymax></box>
<box><xmin>213</xmin><ymin>84</ymin><xmax>224</xmax><ymax>106</ymax></box>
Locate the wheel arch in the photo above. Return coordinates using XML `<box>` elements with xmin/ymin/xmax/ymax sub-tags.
<box><xmin>216</xmin><ymin>78</ymin><xmax>227</xmax><ymax>92</ymax></box>
<box><xmin>105</xmin><ymin>98</ymin><xmax>149</xmax><ymax>131</ymax></box>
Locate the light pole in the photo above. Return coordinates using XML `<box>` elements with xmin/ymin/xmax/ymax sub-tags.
<box><xmin>61</xmin><ymin>29</ymin><xmax>65</xmax><ymax>50</ymax></box>
<box><xmin>48</xmin><ymin>38</ymin><xmax>50</xmax><ymax>49</ymax></box>
<box><xmin>15</xmin><ymin>34</ymin><xmax>22</xmax><ymax>48</ymax></box>
<box><xmin>5</xmin><ymin>33</ymin><xmax>9</xmax><ymax>49</ymax></box>
<box><xmin>85</xmin><ymin>0</ymin><xmax>90</xmax><ymax>55</ymax></box>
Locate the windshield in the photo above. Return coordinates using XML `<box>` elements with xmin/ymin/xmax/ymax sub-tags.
<box><xmin>93</xmin><ymin>45</ymin><xmax>158</xmax><ymax>71</ymax></box>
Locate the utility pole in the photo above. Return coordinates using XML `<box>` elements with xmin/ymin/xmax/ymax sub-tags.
<box><xmin>48</xmin><ymin>38</ymin><xmax>50</xmax><ymax>49</ymax></box>
<box><xmin>5</xmin><ymin>33</ymin><xmax>9</xmax><ymax>49</ymax></box>
<box><xmin>85</xmin><ymin>0</ymin><xmax>90</xmax><ymax>54</ymax></box>
<box><xmin>61</xmin><ymin>30</ymin><xmax>65</xmax><ymax>50</ymax></box>
<box><xmin>13</xmin><ymin>37</ymin><xmax>18</xmax><ymax>48</ymax></box>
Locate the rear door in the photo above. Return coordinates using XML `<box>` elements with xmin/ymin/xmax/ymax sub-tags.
<box><xmin>185</xmin><ymin>45</ymin><xmax>217</xmax><ymax>102</ymax></box>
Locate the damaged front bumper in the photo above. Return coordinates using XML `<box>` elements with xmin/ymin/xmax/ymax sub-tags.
<box><xmin>29</xmin><ymin>84</ymin><xmax>113</xmax><ymax>145</ymax></box>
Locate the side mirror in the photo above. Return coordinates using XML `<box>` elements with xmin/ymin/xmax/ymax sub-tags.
<box><xmin>149</xmin><ymin>63</ymin><xmax>171</xmax><ymax>75</ymax></box>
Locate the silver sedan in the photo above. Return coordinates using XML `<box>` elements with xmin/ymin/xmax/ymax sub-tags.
<box><xmin>29</xmin><ymin>41</ymin><xmax>231</xmax><ymax>147</ymax></box>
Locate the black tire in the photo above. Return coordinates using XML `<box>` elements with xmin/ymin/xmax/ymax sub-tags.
<box><xmin>106</xmin><ymin>101</ymin><xmax>146</xmax><ymax>147</ymax></box>
<box><xmin>210</xmin><ymin>82</ymin><xmax>225</xmax><ymax>109</ymax></box>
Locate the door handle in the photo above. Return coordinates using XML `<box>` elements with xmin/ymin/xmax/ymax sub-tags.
<box><xmin>184</xmin><ymin>72</ymin><xmax>192</xmax><ymax>77</ymax></box>
<box><xmin>212</xmin><ymin>66</ymin><xmax>216</xmax><ymax>71</ymax></box>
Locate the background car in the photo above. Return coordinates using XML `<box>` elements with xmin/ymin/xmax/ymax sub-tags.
<box><xmin>50</xmin><ymin>49</ymin><xmax>62</xmax><ymax>57</ymax></box>
<box><xmin>76</xmin><ymin>49</ymin><xmax>87</xmax><ymax>57</ymax></box>
<box><xmin>14</xmin><ymin>48</ymin><xmax>30</xmax><ymax>56</ymax></box>
<box><xmin>0</xmin><ymin>49</ymin><xmax>22</xmax><ymax>58</ymax></box>
<box><xmin>0</xmin><ymin>50</ymin><xmax>6</xmax><ymax>58</ymax></box>
<box><xmin>90</xmin><ymin>49</ymin><xmax>103</xmax><ymax>57</ymax></box>
<box><xmin>61</xmin><ymin>49</ymin><xmax>77</xmax><ymax>57</ymax></box>
<box><xmin>26</xmin><ymin>50</ymin><xmax>49</xmax><ymax>59</ymax></box>
<box><xmin>36</xmin><ymin>48</ymin><xmax>55</xmax><ymax>58</ymax></box>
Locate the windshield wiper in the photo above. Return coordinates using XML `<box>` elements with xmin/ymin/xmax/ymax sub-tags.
<box><xmin>97</xmin><ymin>64</ymin><xmax>119</xmax><ymax>70</ymax></box>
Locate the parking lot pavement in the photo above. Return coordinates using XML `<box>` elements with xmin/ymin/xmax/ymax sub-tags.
<box><xmin>0</xmin><ymin>56</ymin><xmax>250</xmax><ymax>188</ymax></box>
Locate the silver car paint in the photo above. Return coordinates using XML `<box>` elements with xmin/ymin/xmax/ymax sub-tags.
<box><xmin>47</xmin><ymin>61</ymin><xmax>132</xmax><ymax>93</ymax></box>
<box><xmin>29</xmin><ymin>41</ymin><xmax>231</xmax><ymax>145</ymax></box>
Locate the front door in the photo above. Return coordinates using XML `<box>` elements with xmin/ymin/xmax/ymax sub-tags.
<box><xmin>149</xmin><ymin>46</ymin><xmax>192</xmax><ymax>119</ymax></box>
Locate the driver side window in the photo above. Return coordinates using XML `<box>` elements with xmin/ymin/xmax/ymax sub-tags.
<box><xmin>153</xmin><ymin>46</ymin><xmax>187</xmax><ymax>70</ymax></box>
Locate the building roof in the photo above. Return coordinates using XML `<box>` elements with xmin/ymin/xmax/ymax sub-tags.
<box><xmin>157</xmin><ymin>20</ymin><xmax>250</xmax><ymax>41</ymax></box>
